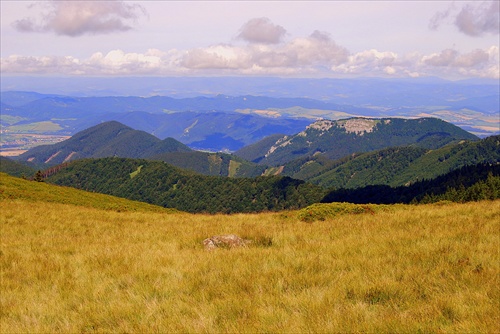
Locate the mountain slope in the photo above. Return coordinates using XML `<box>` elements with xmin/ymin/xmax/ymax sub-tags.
<box><xmin>236</xmin><ymin>117</ymin><xmax>479</xmax><ymax>165</ymax></box>
<box><xmin>16</xmin><ymin>121</ymin><xmax>192</xmax><ymax>167</ymax></box>
<box><xmin>46</xmin><ymin>157</ymin><xmax>324</xmax><ymax>213</ymax></box>
<box><xmin>149</xmin><ymin>151</ymin><xmax>265</xmax><ymax>177</ymax></box>
<box><xmin>321</xmin><ymin>163</ymin><xmax>500</xmax><ymax>204</ymax></box>
<box><xmin>0</xmin><ymin>156</ymin><xmax>36</xmax><ymax>178</ymax></box>
<box><xmin>280</xmin><ymin>135</ymin><xmax>499</xmax><ymax>189</ymax></box>
<box><xmin>106</xmin><ymin>111</ymin><xmax>311</xmax><ymax>152</ymax></box>
<box><xmin>0</xmin><ymin>172</ymin><xmax>173</xmax><ymax>212</ymax></box>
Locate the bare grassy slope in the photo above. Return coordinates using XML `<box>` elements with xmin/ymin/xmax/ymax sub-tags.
<box><xmin>1</xmin><ymin>175</ymin><xmax>499</xmax><ymax>332</ymax></box>
<box><xmin>0</xmin><ymin>172</ymin><xmax>175</xmax><ymax>213</ymax></box>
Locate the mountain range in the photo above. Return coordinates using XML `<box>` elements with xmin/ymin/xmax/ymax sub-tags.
<box><xmin>12</xmin><ymin>121</ymin><xmax>265</xmax><ymax>177</ymax></box>
<box><xmin>16</xmin><ymin>121</ymin><xmax>192</xmax><ymax>166</ymax></box>
<box><xmin>1</xmin><ymin>77</ymin><xmax>499</xmax><ymax>156</ymax></box>
<box><xmin>282</xmin><ymin>135</ymin><xmax>499</xmax><ymax>189</ymax></box>
<box><xmin>235</xmin><ymin>117</ymin><xmax>479</xmax><ymax>165</ymax></box>
<box><xmin>8</xmin><ymin>118</ymin><xmax>499</xmax><ymax>189</ymax></box>
<box><xmin>2</xmin><ymin>114</ymin><xmax>499</xmax><ymax>213</ymax></box>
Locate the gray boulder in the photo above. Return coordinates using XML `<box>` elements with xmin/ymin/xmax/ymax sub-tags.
<box><xmin>203</xmin><ymin>234</ymin><xmax>250</xmax><ymax>250</ymax></box>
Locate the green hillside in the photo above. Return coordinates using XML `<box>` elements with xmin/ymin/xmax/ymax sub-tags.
<box><xmin>16</xmin><ymin>121</ymin><xmax>192</xmax><ymax>168</ymax></box>
<box><xmin>12</xmin><ymin>120</ymin><xmax>264</xmax><ymax>178</ymax></box>
<box><xmin>0</xmin><ymin>172</ymin><xmax>175</xmax><ymax>213</ymax></box>
<box><xmin>278</xmin><ymin>135</ymin><xmax>500</xmax><ymax>189</ymax></box>
<box><xmin>236</xmin><ymin>117</ymin><xmax>479</xmax><ymax>165</ymax></box>
<box><xmin>321</xmin><ymin>163</ymin><xmax>500</xmax><ymax>204</ymax></box>
<box><xmin>0</xmin><ymin>156</ymin><xmax>36</xmax><ymax>178</ymax></box>
<box><xmin>150</xmin><ymin>151</ymin><xmax>265</xmax><ymax>177</ymax></box>
<box><xmin>46</xmin><ymin>157</ymin><xmax>324</xmax><ymax>213</ymax></box>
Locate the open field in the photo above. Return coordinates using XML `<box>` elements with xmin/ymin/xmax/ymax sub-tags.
<box><xmin>0</xmin><ymin>133</ymin><xmax>70</xmax><ymax>155</ymax></box>
<box><xmin>0</xmin><ymin>150</ymin><xmax>27</xmax><ymax>157</ymax></box>
<box><xmin>1</xmin><ymin>175</ymin><xmax>499</xmax><ymax>333</ymax></box>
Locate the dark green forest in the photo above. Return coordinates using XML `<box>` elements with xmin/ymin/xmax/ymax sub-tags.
<box><xmin>321</xmin><ymin>163</ymin><xmax>500</xmax><ymax>205</ymax></box>
<box><xmin>0</xmin><ymin>156</ymin><xmax>35</xmax><ymax>178</ymax></box>
<box><xmin>46</xmin><ymin>157</ymin><xmax>324</xmax><ymax>213</ymax></box>
<box><xmin>285</xmin><ymin>135</ymin><xmax>500</xmax><ymax>189</ymax></box>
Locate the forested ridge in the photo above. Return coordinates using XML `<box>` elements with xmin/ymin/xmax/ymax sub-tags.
<box><xmin>283</xmin><ymin>135</ymin><xmax>500</xmax><ymax>189</ymax></box>
<box><xmin>321</xmin><ymin>163</ymin><xmax>500</xmax><ymax>204</ymax></box>
<box><xmin>236</xmin><ymin>117</ymin><xmax>479</xmax><ymax>165</ymax></box>
<box><xmin>46</xmin><ymin>157</ymin><xmax>324</xmax><ymax>213</ymax></box>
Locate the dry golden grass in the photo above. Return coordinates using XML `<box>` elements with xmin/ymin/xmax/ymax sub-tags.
<box><xmin>1</xmin><ymin>187</ymin><xmax>499</xmax><ymax>332</ymax></box>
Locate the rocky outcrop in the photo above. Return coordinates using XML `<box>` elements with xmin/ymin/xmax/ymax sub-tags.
<box><xmin>203</xmin><ymin>234</ymin><xmax>250</xmax><ymax>250</ymax></box>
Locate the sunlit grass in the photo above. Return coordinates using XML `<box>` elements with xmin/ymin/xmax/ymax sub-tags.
<box><xmin>0</xmin><ymin>172</ymin><xmax>173</xmax><ymax>213</ymax></box>
<box><xmin>1</xmin><ymin>175</ymin><xmax>499</xmax><ymax>332</ymax></box>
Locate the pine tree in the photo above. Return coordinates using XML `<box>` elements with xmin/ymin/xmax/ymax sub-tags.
<box><xmin>33</xmin><ymin>170</ymin><xmax>44</xmax><ymax>182</ymax></box>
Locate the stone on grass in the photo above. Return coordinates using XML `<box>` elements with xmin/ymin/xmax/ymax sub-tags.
<box><xmin>203</xmin><ymin>234</ymin><xmax>250</xmax><ymax>250</ymax></box>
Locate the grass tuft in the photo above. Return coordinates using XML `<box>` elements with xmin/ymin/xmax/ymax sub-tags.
<box><xmin>297</xmin><ymin>202</ymin><xmax>393</xmax><ymax>222</ymax></box>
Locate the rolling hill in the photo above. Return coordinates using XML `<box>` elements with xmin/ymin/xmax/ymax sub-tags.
<box><xmin>0</xmin><ymin>172</ymin><xmax>174</xmax><ymax>213</ymax></box>
<box><xmin>0</xmin><ymin>156</ymin><xmax>36</xmax><ymax>178</ymax></box>
<box><xmin>320</xmin><ymin>163</ymin><xmax>500</xmax><ymax>204</ymax></box>
<box><xmin>280</xmin><ymin>135</ymin><xmax>500</xmax><ymax>189</ymax></box>
<box><xmin>45</xmin><ymin>157</ymin><xmax>324</xmax><ymax>213</ymax></box>
<box><xmin>235</xmin><ymin>117</ymin><xmax>479</xmax><ymax>165</ymax></box>
<box><xmin>149</xmin><ymin>151</ymin><xmax>265</xmax><ymax>177</ymax></box>
<box><xmin>13</xmin><ymin>121</ymin><xmax>266</xmax><ymax>177</ymax></box>
<box><xmin>15</xmin><ymin>121</ymin><xmax>192</xmax><ymax>167</ymax></box>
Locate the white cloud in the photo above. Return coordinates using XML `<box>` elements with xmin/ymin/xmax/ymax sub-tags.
<box><xmin>429</xmin><ymin>1</ymin><xmax>499</xmax><ymax>37</ymax></box>
<box><xmin>237</xmin><ymin>17</ymin><xmax>287</xmax><ymax>44</ymax></box>
<box><xmin>2</xmin><ymin>16</ymin><xmax>499</xmax><ymax>79</ymax></box>
<box><xmin>423</xmin><ymin>48</ymin><xmax>491</xmax><ymax>68</ymax></box>
<box><xmin>1</xmin><ymin>49</ymin><xmax>183</xmax><ymax>75</ymax></box>
<box><xmin>2</xmin><ymin>45</ymin><xmax>498</xmax><ymax>79</ymax></box>
<box><xmin>180</xmin><ymin>30</ymin><xmax>348</xmax><ymax>72</ymax></box>
<box><xmin>284</xmin><ymin>31</ymin><xmax>349</xmax><ymax>66</ymax></box>
<box><xmin>333</xmin><ymin>49</ymin><xmax>399</xmax><ymax>75</ymax></box>
<box><xmin>181</xmin><ymin>45</ymin><xmax>251</xmax><ymax>70</ymax></box>
<box><xmin>0</xmin><ymin>41</ymin><xmax>500</xmax><ymax>79</ymax></box>
<box><xmin>423</xmin><ymin>49</ymin><xmax>459</xmax><ymax>66</ymax></box>
<box><xmin>12</xmin><ymin>0</ymin><xmax>146</xmax><ymax>36</ymax></box>
<box><xmin>330</xmin><ymin>47</ymin><xmax>498</xmax><ymax>79</ymax></box>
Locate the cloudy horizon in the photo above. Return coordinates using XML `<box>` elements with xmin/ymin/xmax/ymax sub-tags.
<box><xmin>1</xmin><ymin>1</ymin><xmax>498</xmax><ymax>79</ymax></box>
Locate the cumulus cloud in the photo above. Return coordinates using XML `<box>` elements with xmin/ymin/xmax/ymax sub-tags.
<box><xmin>12</xmin><ymin>0</ymin><xmax>146</xmax><ymax>36</ymax></box>
<box><xmin>1</xmin><ymin>49</ymin><xmax>182</xmax><ymax>75</ymax></box>
<box><xmin>423</xmin><ymin>49</ymin><xmax>459</xmax><ymax>66</ymax></box>
<box><xmin>2</xmin><ymin>44</ymin><xmax>498</xmax><ymax>79</ymax></box>
<box><xmin>181</xmin><ymin>45</ymin><xmax>251</xmax><ymax>70</ymax></box>
<box><xmin>2</xmin><ymin>16</ymin><xmax>499</xmax><ymax>79</ymax></box>
<box><xmin>284</xmin><ymin>31</ymin><xmax>349</xmax><ymax>66</ymax></box>
<box><xmin>422</xmin><ymin>48</ymin><xmax>491</xmax><ymax>67</ymax></box>
<box><xmin>329</xmin><ymin>46</ymin><xmax>498</xmax><ymax>79</ymax></box>
<box><xmin>334</xmin><ymin>49</ymin><xmax>400</xmax><ymax>76</ymax></box>
<box><xmin>237</xmin><ymin>17</ymin><xmax>287</xmax><ymax>44</ymax></box>
<box><xmin>429</xmin><ymin>1</ymin><xmax>499</xmax><ymax>36</ymax></box>
<box><xmin>181</xmin><ymin>30</ymin><xmax>349</xmax><ymax>72</ymax></box>
<box><xmin>2</xmin><ymin>45</ymin><xmax>498</xmax><ymax>79</ymax></box>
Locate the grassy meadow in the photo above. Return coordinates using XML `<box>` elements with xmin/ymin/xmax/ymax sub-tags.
<box><xmin>1</xmin><ymin>174</ymin><xmax>499</xmax><ymax>333</ymax></box>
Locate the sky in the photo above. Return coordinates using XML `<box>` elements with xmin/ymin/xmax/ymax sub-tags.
<box><xmin>0</xmin><ymin>0</ymin><xmax>499</xmax><ymax>79</ymax></box>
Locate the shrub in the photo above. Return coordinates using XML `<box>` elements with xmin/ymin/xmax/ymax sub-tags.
<box><xmin>298</xmin><ymin>202</ymin><xmax>378</xmax><ymax>222</ymax></box>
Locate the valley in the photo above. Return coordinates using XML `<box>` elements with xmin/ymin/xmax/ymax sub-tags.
<box><xmin>0</xmin><ymin>133</ymin><xmax>70</xmax><ymax>156</ymax></box>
